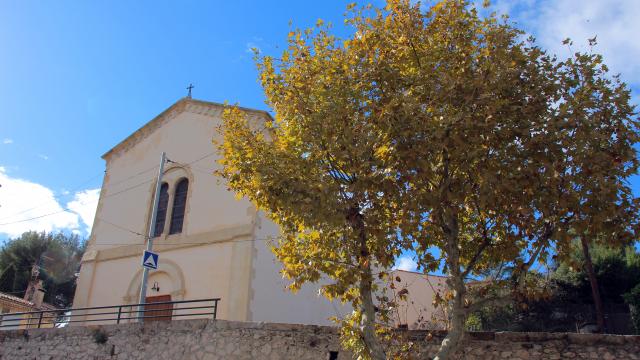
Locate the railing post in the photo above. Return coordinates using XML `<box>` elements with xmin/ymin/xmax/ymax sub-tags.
<box><xmin>117</xmin><ymin>306</ymin><xmax>122</xmax><ymax>324</ymax></box>
<box><xmin>213</xmin><ymin>299</ymin><xmax>218</xmax><ymax>320</ymax></box>
<box><xmin>37</xmin><ymin>312</ymin><xmax>43</xmax><ymax>328</ymax></box>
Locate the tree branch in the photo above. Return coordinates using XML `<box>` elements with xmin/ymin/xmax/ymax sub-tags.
<box><xmin>465</xmin><ymin>294</ymin><xmax>513</xmax><ymax>314</ymax></box>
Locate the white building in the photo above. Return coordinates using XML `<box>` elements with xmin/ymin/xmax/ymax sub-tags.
<box><xmin>72</xmin><ymin>97</ymin><xmax>444</xmax><ymax>328</ymax></box>
<box><xmin>73</xmin><ymin>98</ymin><xmax>348</xmax><ymax>325</ymax></box>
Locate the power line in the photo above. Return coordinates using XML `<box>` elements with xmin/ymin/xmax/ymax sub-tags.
<box><xmin>0</xmin><ymin>209</ymin><xmax>72</xmax><ymax>226</ymax></box>
<box><xmin>0</xmin><ymin>172</ymin><xmax>104</xmax><ymax>221</ymax></box>
<box><xmin>0</xmin><ymin>151</ymin><xmax>219</xmax><ymax>227</ymax></box>
<box><xmin>100</xmin><ymin>178</ymin><xmax>155</xmax><ymax>199</ymax></box>
<box><xmin>0</xmin><ymin>167</ymin><xmax>176</xmax><ymax>226</ymax></box>
<box><xmin>77</xmin><ymin>216</ymin><xmax>406</xmax><ymax>277</ymax></box>
<box><xmin>87</xmin><ymin>220</ymin><xmax>369</xmax><ymax>271</ymax></box>
<box><xmin>0</xmin><ymin>170</ymin><xmax>157</xmax><ymax>226</ymax></box>
<box><xmin>183</xmin><ymin>151</ymin><xmax>217</xmax><ymax>165</ymax></box>
<box><xmin>96</xmin><ymin>217</ymin><xmax>146</xmax><ymax>238</ymax></box>
<box><xmin>107</xmin><ymin>164</ymin><xmax>159</xmax><ymax>187</ymax></box>
<box><xmin>0</xmin><ymin>174</ymin><xmax>160</xmax><ymax>227</ymax></box>
<box><xmin>90</xmin><ymin>236</ymin><xmax>364</xmax><ymax>269</ymax></box>
<box><xmin>93</xmin><ymin>151</ymin><xmax>220</xmax><ymax>200</ymax></box>
<box><xmin>189</xmin><ymin>166</ymin><xmax>215</xmax><ymax>176</ymax></box>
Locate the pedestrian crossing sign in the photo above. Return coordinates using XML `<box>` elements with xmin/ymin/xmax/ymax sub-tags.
<box><xmin>142</xmin><ymin>250</ymin><xmax>159</xmax><ymax>270</ymax></box>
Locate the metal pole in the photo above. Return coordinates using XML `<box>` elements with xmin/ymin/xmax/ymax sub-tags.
<box><xmin>137</xmin><ymin>152</ymin><xmax>166</xmax><ymax>322</ymax></box>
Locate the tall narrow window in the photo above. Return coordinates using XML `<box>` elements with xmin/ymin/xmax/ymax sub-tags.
<box><xmin>169</xmin><ymin>178</ymin><xmax>188</xmax><ymax>234</ymax></box>
<box><xmin>153</xmin><ymin>183</ymin><xmax>169</xmax><ymax>237</ymax></box>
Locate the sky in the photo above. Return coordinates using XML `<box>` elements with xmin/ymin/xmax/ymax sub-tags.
<box><xmin>0</xmin><ymin>1</ymin><xmax>638</xmax><ymax>272</ymax></box>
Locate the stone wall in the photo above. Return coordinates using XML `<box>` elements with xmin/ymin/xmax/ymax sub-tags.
<box><xmin>0</xmin><ymin>319</ymin><xmax>639</xmax><ymax>360</ymax></box>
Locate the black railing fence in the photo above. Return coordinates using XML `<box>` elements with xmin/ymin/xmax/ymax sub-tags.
<box><xmin>0</xmin><ymin>298</ymin><xmax>219</xmax><ymax>330</ymax></box>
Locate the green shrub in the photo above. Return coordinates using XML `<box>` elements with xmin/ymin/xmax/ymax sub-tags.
<box><xmin>465</xmin><ymin>313</ymin><xmax>482</xmax><ymax>331</ymax></box>
<box><xmin>623</xmin><ymin>284</ymin><xmax>640</xmax><ymax>334</ymax></box>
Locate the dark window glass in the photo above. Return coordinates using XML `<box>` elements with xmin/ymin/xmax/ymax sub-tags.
<box><xmin>169</xmin><ymin>179</ymin><xmax>188</xmax><ymax>234</ymax></box>
<box><xmin>153</xmin><ymin>183</ymin><xmax>169</xmax><ymax>237</ymax></box>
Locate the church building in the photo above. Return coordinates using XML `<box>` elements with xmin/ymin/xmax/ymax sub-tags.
<box><xmin>72</xmin><ymin>97</ymin><xmax>446</xmax><ymax>329</ymax></box>
<box><xmin>72</xmin><ymin>98</ymin><xmax>346</xmax><ymax>325</ymax></box>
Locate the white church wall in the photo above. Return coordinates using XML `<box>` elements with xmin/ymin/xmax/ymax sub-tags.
<box><xmin>75</xmin><ymin>101</ymin><xmax>261</xmax><ymax>316</ymax></box>
<box><xmin>94</xmin><ymin>108</ymin><xmax>255</xmax><ymax>249</ymax></box>
<box><xmin>248</xmin><ymin>212</ymin><xmax>351</xmax><ymax>326</ymax></box>
<box><xmin>83</xmin><ymin>239</ymin><xmax>249</xmax><ymax>318</ymax></box>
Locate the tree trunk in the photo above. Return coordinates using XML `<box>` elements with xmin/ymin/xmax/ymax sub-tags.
<box><xmin>352</xmin><ymin>209</ymin><xmax>386</xmax><ymax>360</ymax></box>
<box><xmin>433</xmin><ymin>284</ymin><xmax>466</xmax><ymax>360</ymax></box>
<box><xmin>434</xmin><ymin>206</ymin><xmax>465</xmax><ymax>360</ymax></box>
<box><xmin>359</xmin><ymin>270</ymin><xmax>386</xmax><ymax>360</ymax></box>
<box><xmin>580</xmin><ymin>236</ymin><xmax>606</xmax><ymax>332</ymax></box>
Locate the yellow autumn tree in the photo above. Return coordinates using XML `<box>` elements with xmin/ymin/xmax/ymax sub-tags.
<box><xmin>216</xmin><ymin>1</ymin><xmax>639</xmax><ymax>359</ymax></box>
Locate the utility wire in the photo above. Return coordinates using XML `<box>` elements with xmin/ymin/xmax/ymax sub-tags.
<box><xmin>182</xmin><ymin>151</ymin><xmax>217</xmax><ymax>165</ymax></box>
<box><xmin>0</xmin><ymin>209</ymin><xmax>72</xmax><ymax>226</ymax></box>
<box><xmin>100</xmin><ymin>178</ymin><xmax>155</xmax><ymax>199</ymax></box>
<box><xmin>0</xmin><ymin>174</ymin><xmax>161</xmax><ymax>226</ymax></box>
<box><xmin>0</xmin><ymin>172</ymin><xmax>104</xmax><ymax>221</ymax></box>
<box><xmin>96</xmin><ymin>216</ymin><xmax>146</xmax><ymax>238</ymax></box>
<box><xmin>0</xmin><ymin>175</ymin><xmax>160</xmax><ymax>227</ymax></box>
<box><xmin>0</xmin><ymin>151</ymin><xmax>218</xmax><ymax>227</ymax></box>
<box><xmin>189</xmin><ymin>166</ymin><xmax>216</xmax><ymax>176</ymax></box>
<box><xmin>106</xmin><ymin>164</ymin><xmax>159</xmax><ymax>187</ymax></box>
<box><xmin>89</xmin><ymin>219</ymin><xmax>377</xmax><ymax>272</ymax></box>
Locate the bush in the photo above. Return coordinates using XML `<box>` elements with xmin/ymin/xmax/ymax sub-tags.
<box><xmin>465</xmin><ymin>313</ymin><xmax>482</xmax><ymax>331</ymax></box>
<box><xmin>623</xmin><ymin>284</ymin><xmax>640</xmax><ymax>334</ymax></box>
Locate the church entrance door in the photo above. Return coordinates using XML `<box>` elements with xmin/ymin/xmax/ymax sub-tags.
<box><xmin>144</xmin><ymin>295</ymin><xmax>173</xmax><ymax>322</ymax></box>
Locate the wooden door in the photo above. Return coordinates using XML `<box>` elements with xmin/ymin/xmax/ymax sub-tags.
<box><xmin>144</xmin><ymin>295</ymin><xmax>173</xmax><ymax>322</ymax></box>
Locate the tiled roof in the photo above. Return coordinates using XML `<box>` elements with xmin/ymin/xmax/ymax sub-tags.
<box><xmin>0</xmin><ymin>291</ymin><xmax>34</xmax><ymax>307</ymax></box>
<box><xmin>0</xmin><ymin>291</ymin><xmax>59</xmax><ymax>311</ymax></box>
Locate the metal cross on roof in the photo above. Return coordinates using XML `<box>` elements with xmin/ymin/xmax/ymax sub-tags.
<box><xmin>186</xmin><ymin>83</ymin><xmax>194</xmax><ymax>98</ymax></box>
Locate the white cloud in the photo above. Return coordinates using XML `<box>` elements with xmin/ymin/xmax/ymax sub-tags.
<box><xmin>38</xmin><ymin>154</ymin><xmax>49</xmax><ymax>160</ymax></box>
<box><xmin>393</xmin><ymin>256</ymin><xmax>418</xmax><ymax>272</ymax></box>
<box><xmin>67</xmin><ymin>188</ymin><xmax>100</xmax><ymax>232</ymax></box>
<box><xmin>0</xmin><ymin>168</ymin><xmax>79</xmax><ymax>238</ymax></box>
<box><xmin>0</xmin><ymin>168</ymin><xmax>100</xmax><ymax>238</ymax></box>
<box><xmin>489</xmin><ymin>0</ymin><xmax>640</xmax><ymax>88</ymax></box>
<box><xmin>2</xmin><ymin>138</ymin><xmax>13</xmax><ymax>144</ymax></box>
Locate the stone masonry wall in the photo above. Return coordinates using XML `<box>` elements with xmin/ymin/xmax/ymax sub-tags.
<box><xmin>1</xmin><ymin>319</ymin><xmax>639</xmax><ymax>360</ymax></box>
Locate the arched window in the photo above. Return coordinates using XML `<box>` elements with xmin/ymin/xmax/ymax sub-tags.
<box><xmin>153</xmin><ymin>182</ymin><xmax>169</xmax><ymax>237</ymax></box>
<box><xmin>169</xmin><ymin>178</ymin><xmax>188</xmax><ymax>234</ymax></box>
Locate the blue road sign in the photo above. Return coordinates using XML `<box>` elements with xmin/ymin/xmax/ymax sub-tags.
<box><xmin>142</xmin><ymin>250</ymin><xmax>159</xmax><ymax>270</ymax></box>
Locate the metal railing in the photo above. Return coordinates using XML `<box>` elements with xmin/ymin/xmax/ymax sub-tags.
<box><xmin>0</xmin><ymin>298</ymin><xmax>220</xmax><ymax>330</ymax></box>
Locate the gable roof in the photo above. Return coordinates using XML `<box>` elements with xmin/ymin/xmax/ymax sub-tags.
<box><xmin>102</xmin><ymin>97</ymin><xmax>274</xmax><ymax>161</ymax></box>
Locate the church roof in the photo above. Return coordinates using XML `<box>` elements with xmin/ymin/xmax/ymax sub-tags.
<box><xmin>102</xmin><ymin>97</ymin><xmax>273</xmax><ymax>161</ymax></box>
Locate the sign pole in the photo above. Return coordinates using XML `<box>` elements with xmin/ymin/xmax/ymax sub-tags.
<box><xmin>138</xmin><ymin>151</ymin><xmax>166</xmax><ymax>322</ymax></box>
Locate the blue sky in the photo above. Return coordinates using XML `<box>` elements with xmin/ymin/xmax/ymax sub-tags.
<box><xmin>0</xmin><ymin>1</ymin><xmax>356</xmax><ymax>239</ymax></box>
<box><xmin>0</xmin><ymin>1</ymin><xmax>638</xmax><ymax>271</ymax></box>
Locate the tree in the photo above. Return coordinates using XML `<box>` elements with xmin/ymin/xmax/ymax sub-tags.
<box><xmin>623</xmin><ymin>283</ymin><xmax>640</xmax><ymax>334</ymax></box>
<box><xmin>579</xmin><ymin>236</ymin><xmax>606</xmax><ymax>331</ymax></box>
<box><xmin>0</xmin><ymin>231</ymin><xmax>85</xmax><ymax>308</ymax></box>
<box><xmin>573</xmin><ymin>211</ymin><xmax>639</xmax><ymax>330</ymax></box>
<box><xmin>555</xmin><ymin>242</ymin><xmax>640</xmax><ymax>304</ymax></box>
<box><xmin>468</xmin><ymin>245</ymin><xmax>640</xmax><ymax>333</ymax></box>
<box><xmin>216</xmin><ymin>1</ymin><xmax>639</xmax><ymax>358</ymax></box>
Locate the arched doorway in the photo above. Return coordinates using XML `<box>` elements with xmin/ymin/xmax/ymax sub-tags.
<box><xmin>123</xmin><ymin>259</ymin><xmax>186</xmax><ymax>322</ymax></box>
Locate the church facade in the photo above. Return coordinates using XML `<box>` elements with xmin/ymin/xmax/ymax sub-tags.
<box><xmin>73</xmin><ymin>97</ymin><xmax>447</xmax><ymax>329</ymax></box>
<box><xmin>72</xmin><ymin>98</ymin><xmax>347</xmax><ymax>325</ymax></box>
